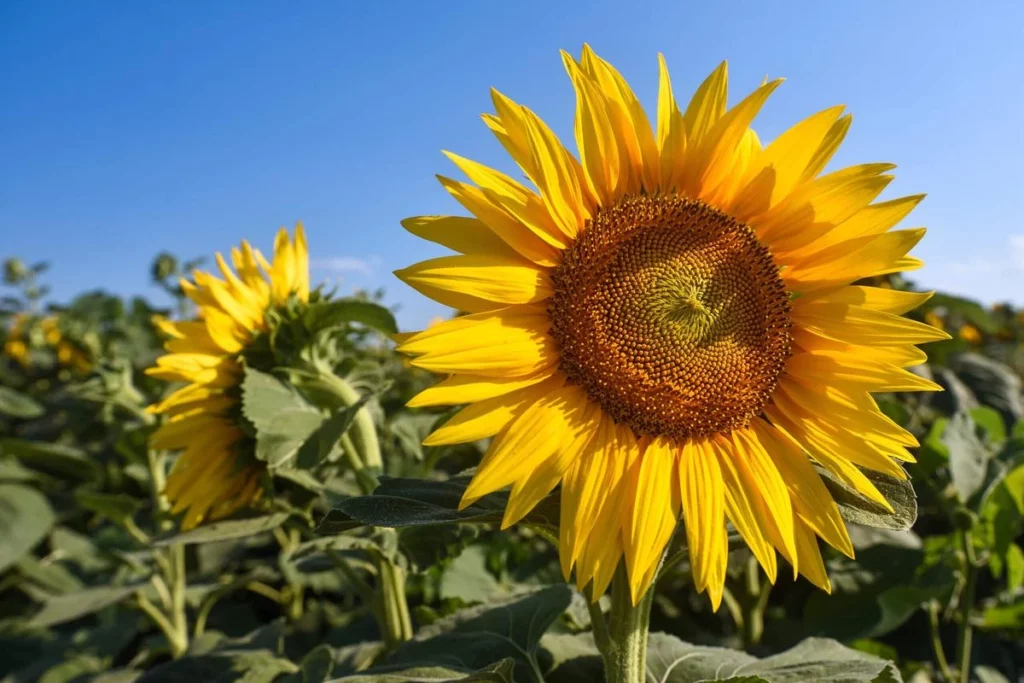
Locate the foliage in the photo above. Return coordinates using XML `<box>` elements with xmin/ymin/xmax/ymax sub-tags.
<box><xmin>1</xmin><ymin>264</ymin><xmax>1023</xmax><ymax>682</ymax></box>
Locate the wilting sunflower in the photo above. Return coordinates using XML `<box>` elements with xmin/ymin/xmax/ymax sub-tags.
<box><xmin>147</xmin><ymin>226</ymin><xmax>309</xmax><ymax>529</ymax></box>
<box><xmin>395</xmin><ymin>46</ymin><xmax>947</xmax><ymax>606</ymax></box>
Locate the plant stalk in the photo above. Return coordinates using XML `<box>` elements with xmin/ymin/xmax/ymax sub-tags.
<box><xmin>955</xmin><ymin>530</ymin><xmax>978</xmax><ymax>683</ymax></box>
<box><xmin>375</xmin><ymin>550</ymin><xmax>414</xmax><ymax>648</ymax></box>
<box><xmin>603</xmin><ymin>565</ymin><xmax>655</xmax><ymax>683</ymax></box>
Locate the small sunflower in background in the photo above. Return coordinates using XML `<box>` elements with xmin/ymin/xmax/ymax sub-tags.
<box><xmin>396</xmin><ymin>46</ymin><xmax>946</xmax><ymax>605</ymax></box>
<box><xmin>147</xmin><ymin>226</ymin><xmax>309</xmax><ymax>529</ymax></box>
<box><xmin>41</xmin><ymin>317</ymin><xmax>92</xmax><ymax>374</ymax></box>
<box><xmin>958</xmin><ymin>323</ymin><xmax>982</xmax><ymax>345</ymax></box>
<box><xmin>925</xmin><ymin>310</ymin><xmax>945</xmax><ymax>332</ymax></box>
<box><xmin>3</xmin><ymin>313</ymin><xmax>92</xmax><ymax>374</ymax></box>
<box><xmin>3</xmin><ymin>314</ymin><xmax>31</xmax><ymax>367</ymax></box>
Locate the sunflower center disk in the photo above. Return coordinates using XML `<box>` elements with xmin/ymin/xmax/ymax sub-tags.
<box><xmin>549</xmin><ymin>195</ymin><xmax>793</xmax><ymax>440</ymax></box>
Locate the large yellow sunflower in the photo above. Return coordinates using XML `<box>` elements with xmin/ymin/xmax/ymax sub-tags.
<box><xmin>147</xmin><ymin>226</ymin><xmax>309</xmax><ymax>529</ymax></box>
<box><xmin>395</xmin><ymin>46</ymin><xmax>947</xmax><ymax>606</ymax></box>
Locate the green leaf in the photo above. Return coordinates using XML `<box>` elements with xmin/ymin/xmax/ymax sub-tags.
<box><xmin>541</xmin><ymin>633</ymin><xmax>602</xmax><ymax>683</ymax></box>
<box><xmin>803</xmin><ymin>534</ymin><xmax>955</xmax><ymax>641</ymax></box>
<box><xmin>28</xmin><ymin>583</ymin><xmax>142</xmax><ymax>628</ymax></box>
<box><xmin>971</xmin><ymin>406</ymin><xmax>1007</xmax><ymax>444</ymax></box>
<box><xmin>309</xmin><ymin>299</ymin><xmax>398</xmax><ymax>336</ymax></box>
<box><xmin>979</xmin><ymin>461</ymin><xmax>1024</xmax><ymax>573</ymax></box>
<box><xmin>241</xmin><ymin>367</ymin><xmax>313</xmax><ymax>430</ymax></box>
<box><xmin>334</xmin><ymin>659</ymin><xmax>515</xmax><ymax>682</ymax></box>
<box><xmin>300</xmin><ymin>644</ymin><xmax>335</xmax><ymax>683</ymax></box>
<box><xmin>0</xmin><ymin>438</ymin><xmax>99</xmax><ymax>480</ymax></box>
<box><xmin>0</xmin><ymin>386</ymin><xmax>44</xmax><ymax>418</ymax></box>
<box><xmin>643</xmin><ymin>634</ymin><xmax>902</xmax><ymax>682</ymax></box>
<box><xmin>951</xmin><ymin>353</ymin><xmax>1024</xmax><ymax>425</ymax></box>
<box><xmin>440</xmin><ymin>545</ymin><xmax>502</xmax><ymax>603</ymax></box>
<box><xmin>75</xmin><ymin>490</ymin><xmax>142</xmax><ymax>526</ymax></box>
<box><xmin>943</xmin><ymin>412</ymin><xmax>995</xmax><ymax>501</ymax></box>
<box><xmin>981</xmin><ymin>596</ymin><xmax>1024</xmax><ymax>629</ymax></box>
<box><xmin>818</xmin><ymin>466</ymin><xmax>917</xmax><ymax>531</ymax></box>
<box><xmin>1006</xmin><ymin>542</ymin><xmax>1024</xmax><ymax>591</ymax></box>
<box><xmin>318</xmin><ymin>476</ymin><xmax>559</xmax><ymax>535</ymax></box>
<box><xmin>294</xmin><ymin>399</ymin><xmax>368</xmax><ymax>470</ymax></box>
<box><xmin>153</xmin><ymin>512</ymin><xmax>289</xmax><ymax>547</ymax></box>
<box><xmin>0</xmin><ymin>482</ymin><xmax>56</xmax><ymax>573</ymax></box>
<box><xmin>386</xmin><ymin>585</ymin><xmax>572</xmax><ymax>683</ymax></box>
<box><xmin>975</xmin><ymin>665</ymin><xmax>1012</xmax><ymax>683</ymax></box>
<box><xmin>137</xmin><ymin>650</ymin><xmax>299</xmax><ymax>683</ymax></box>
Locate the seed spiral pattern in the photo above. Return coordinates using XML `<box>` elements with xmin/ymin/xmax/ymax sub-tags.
<box><xmin>548</xmin><ymin>195</ymin><xmax>793</xmax><ymax>440</ymax></box>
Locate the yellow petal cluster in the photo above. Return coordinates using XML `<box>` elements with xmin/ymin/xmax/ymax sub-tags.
<box><xmin>147</xmin><ymin>225</ymin><xmax>309</xmax><ymax>529</ymax></box>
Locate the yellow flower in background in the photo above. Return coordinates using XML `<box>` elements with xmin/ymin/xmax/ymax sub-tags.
<box><xmin>41</xmin><ymin>317</ymin><xmax>92</xmax><ymax>374</ymax></box>
<box><xmin>925</xmin><ymin>310</ymin><xmax>945</xmax><ymax>332</ymax></box>
<box><xmin>396</xmin><ymin>46</ymin><xmax>947</xmax><ymax>605</ymax></box>
<box><xmin>958</xmin><ymin>323</ymin><xmax>982</xmax><ymax>345</ymax></box>
<box><xmin>3</xmin><ymin>314</ymin><xmax>31</xmax><ymax>367</ymax></box>
<box><xmin>147</xmin><ymin>225</ymin><xmax>309</xmax><ymax>529</ymax></box>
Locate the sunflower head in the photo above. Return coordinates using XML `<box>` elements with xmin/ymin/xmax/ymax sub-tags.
<box><xmin>396</xmin><ymin>45</ymin><xmax>947</xmax><ymax>605</ymax></box>
<box><xmin>146</xmin><ymin>225</ymin><xmax>310</xmax><ymax>529</ymax></box>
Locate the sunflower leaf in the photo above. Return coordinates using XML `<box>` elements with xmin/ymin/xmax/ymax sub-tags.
<box><xmin>0</xmin><ymin>483</ymin><xmax>56</xmax><ymax>573</ymax></box>
<box><xmin>817</xmin><ymin>466</ymin><xmax>917</xmax><ymax>530</ymax></box>
<box><xmin>383</xmin><ymin>585</ymin><xmax>571</xmax><ymax>683</ymax></box>
<box><xmin>641</xmin><ymin>634</ymin><xmax>902</xmax><ymax>682</ymax></box>
<box><xmin>0</xmin><ymin>386</ymin><xmax>44</xmax><ymax>418</ymax></box>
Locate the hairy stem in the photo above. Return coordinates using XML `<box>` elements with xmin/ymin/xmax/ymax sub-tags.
<box><xmin>604</xmin><ymin>565</ymin><xmax>655</xmax><ymax>683</ymax></box>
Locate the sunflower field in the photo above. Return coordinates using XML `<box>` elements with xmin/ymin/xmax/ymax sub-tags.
<box><xmin>3</xmin><ymin>48</ymin><xmax>1024</xmax><ymax>683</ymax></box>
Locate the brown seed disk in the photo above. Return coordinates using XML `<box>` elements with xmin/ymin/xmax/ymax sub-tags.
<box><xmin>548</xmin><ymin>195</ymin><xmax>792</xmax><ymax>440</ymax></box>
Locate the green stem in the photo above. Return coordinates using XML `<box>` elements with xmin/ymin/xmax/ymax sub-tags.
<box><xmin>375</xmin><ymin>550</ymin><xmax>414</xmax><ymax>648</ymax></box>
<box><xmin>304</xmin><ymin>367</ymin><xmax>382</xmax><ymax>477</ymax></box>
<box><xmin>146</xmin><ymin>449</ymin><xmax>172</xmax><ymax>533</ymax></box>
<box><xmin>955</xmin><ymin>531</ymin><xmax>978</xmax><ymax>683</ymax></box>
<box><xmin>743</xmin><ymin>555</ymin><xmax>770</xmax><ymax>646</ymax></box>
<box><xmin>928</xmin><ymin>600</ymin><xmax>954</xmax><ymax>682</ymax></box>
<box><xmin>168</xmin><ymin>544</ymin><xmax>189</xmax><ymax>656</ymax></box>
<box><xmin>603</xmin><ymin>565</ymin><xmax>655</xmax><ymax>683</ymax></box>
<box><xmin>135</xmin><ymin>592</ymin><xmax>187</xmax><ymax>658</ymax></box>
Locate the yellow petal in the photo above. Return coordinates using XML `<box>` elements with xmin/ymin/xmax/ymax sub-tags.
<box><xmin>752</xmin><ymin>419</ymin><xmax>853</xmax><ymax>558</ymax></box>
<box><xmin>398</xmin><ymin>306</ymin><xmax>557</xmax><ymax>378</ymax></box>
<box><xmin>678</xmin><ymin>438</ymin><xmax>726</xmax><ymax>599</ymax></box>
<box><xmin>401</xmin><ymin>215</ymin><xmax>522</xmax><ymax>259</ymax></box>
<box><xmin>461</xmin><ymin>381</ymin><xmax>591</xmax><ymax>507</ymax></box>
<box><xmin>407</xmin><ymin>370</ymin><xmax>555</xmax><ymax>408</ymax></box>
<box><xmin>713</xmin><ymin>436</ymin><xmax>778</xmax><ymax>582</ymax></box>
<box><xmin>682</xmin><ymin>61</ymin><xmax>728</xmax><ymax>151</ymax></box>
<box><xmin>801</xmin><ymin>113</ymin><xmax>852</xmax><ymax>181</ymax></box>
<box><xmin>656</xmin><ymin>53</ymin><xmax>688</xmax><ymax>194</ymax></box>
<box><xmin>783</xmin><ymin>228</ymin><xmax>926</xmax><ymax>292</ymax></box>
<box><xmin>422</xmin><ymin>377</ymin><xmax>560</xmax><ymax>447</ymax></box>
<box><xmin>806</xmin><ymin>286</ymin><xmax>933</xmax><ymax>316</ymax></box>
<box><xmin>562</xmin><ymin>50</ymin><xmax>622</xmax><ymax>205</ymax></box>
<box><xmin>625</xmin><ymin>436</ymin><xmax>680</xmax><ymax>603</ymax></box>
<box><xmin>502</xmin><ymin>397</ymin><xmax>599</xmax><ymax>528</ymax></box>
<box><xmin>395</xmin><ymin>254</ymin><xmax>552</xmax><ymax>307</ymax></box>
<box><xmin>792</xmin><ymin>300</ymin><xmax>951</xmax><ymax>346</ymax></box>
<box><xmin>438</xmin><ymin>175</ymin><xmax>560</xmax><ymax>267</ymax></box>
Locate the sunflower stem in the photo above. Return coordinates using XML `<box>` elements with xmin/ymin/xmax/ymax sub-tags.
<box><xmin>955</xmin><ymin>530</ymin><xmax>979</xmax><ymax>683</ymax></box>
<box><xmin>604</xmin><ymin>565</ymin><xmax>654</xmax><ymax>683</ymax></box>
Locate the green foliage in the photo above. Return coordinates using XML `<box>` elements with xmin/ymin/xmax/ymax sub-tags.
<box><xmin>4</xmin><ymin>264</ymin><xmax>1024</xmax><ymax>682</ymax></box>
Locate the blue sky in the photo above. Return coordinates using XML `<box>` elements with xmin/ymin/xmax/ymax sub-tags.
<box><xmin>2</xmin><ymin>1</ymin><xmax>1022</xmax><ymax>329</ymax></box>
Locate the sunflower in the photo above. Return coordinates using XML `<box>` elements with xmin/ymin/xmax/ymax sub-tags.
<box><xmin>3</xmin><ymin>314</ymin><xmax>31</xmax><ymax>367</ymax></box>
<box><xmin>147</xmin><ymin>225</ymin><xmax>309</xmax><ymax>529</ymax></box>
<box><xmin>395</xmin><ymin>46</ymin><xmax>947</xmax><ymax>606</ymax></box>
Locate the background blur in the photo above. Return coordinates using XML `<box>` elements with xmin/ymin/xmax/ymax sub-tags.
<box><xmin>2</xmin><ymin>0</ymin><xmax>1023</xmax><ymax>329</ymax></box>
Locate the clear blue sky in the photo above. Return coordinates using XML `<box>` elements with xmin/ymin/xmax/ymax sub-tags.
<box><xmin>2</xmin><ymin>1</ymin><xmax>1022</xmax><ymax>330</ymax></box>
